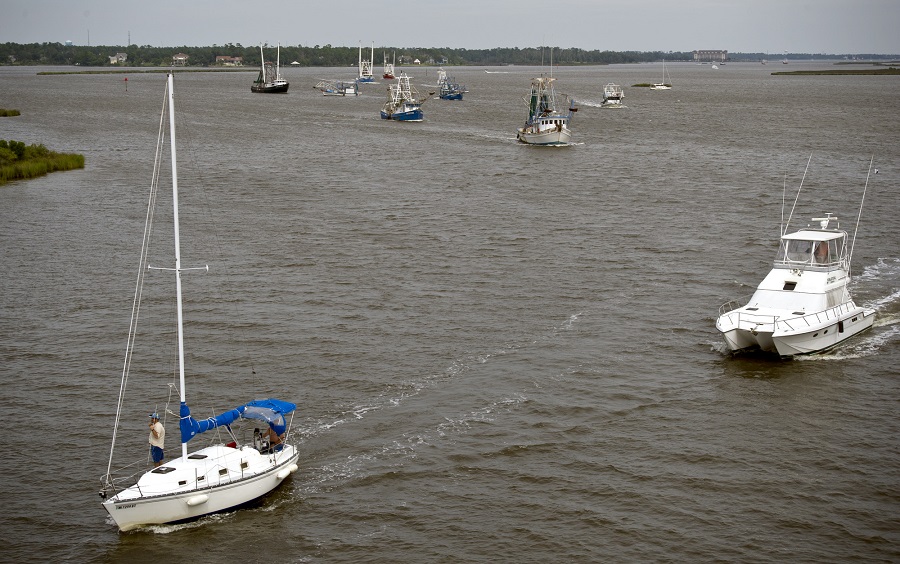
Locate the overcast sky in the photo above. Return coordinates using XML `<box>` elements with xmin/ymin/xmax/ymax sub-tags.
<box><xmin>3</xmin><ymin>0</ymin><xmax>898</xmax><ymax>54</ymax></box>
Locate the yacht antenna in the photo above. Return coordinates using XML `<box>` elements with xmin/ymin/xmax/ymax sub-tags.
<box><xmin>847</xmin><ymin>156</ymin><xmax>874</xmax><ymax>270</ymax></box>
<box><xmin>783</xmin><ymin>154</ymin><xmax>812</xmax><ymax>235</ymax></box>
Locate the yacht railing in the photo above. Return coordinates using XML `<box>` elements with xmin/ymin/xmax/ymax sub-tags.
<box><xmin>774</xmin><ymin>301</ymin><xmax>859</xmax><ymax>332</ymax></box>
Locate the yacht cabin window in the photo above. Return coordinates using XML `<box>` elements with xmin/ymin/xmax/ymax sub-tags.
<box><xmin>777</xmin><ymin>237</ymin><xmax>842</xmax><ymax>266</ymax></box>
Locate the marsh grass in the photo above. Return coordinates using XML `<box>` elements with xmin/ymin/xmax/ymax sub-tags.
<box><xmin>0</xmin><ymin>141</ymin><xmax>85</xmax><ymax>185</ymax></box>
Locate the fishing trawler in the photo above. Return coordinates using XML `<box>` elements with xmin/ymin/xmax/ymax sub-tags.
<box><xmin>251</xmin><ymin>44</ymin><xmax>289</xmax><ymax>93</ymax></box>
<box><xmin>516</xmin><ymin>76</ymin><xmax>576</xmax><ymax>145</ymax></box>
<box><xmin>381</xmin><ymin>73</ymin><xmax>425</xmax><ymax>121</ymax></box>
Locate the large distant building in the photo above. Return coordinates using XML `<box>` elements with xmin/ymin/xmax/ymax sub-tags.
<box><xmin>693</xmin><ymin>50</ymin><xmax>727</xmax><ymax>62</ymax></box>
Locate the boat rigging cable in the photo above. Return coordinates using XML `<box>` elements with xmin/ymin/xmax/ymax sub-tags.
<box><xmin>782</xmin><ymin>154</ymin><xmax>812</xmax><ymax>236</ymax></box>
<box><xmin>103</xmin><ymin>87</ymin><xmax>169</xmax><ymax>490</ymax></box>
<box><xmin>848</xmin><ymin>156</ymin><xmax>875</xmax><ymax>271</ymax></box>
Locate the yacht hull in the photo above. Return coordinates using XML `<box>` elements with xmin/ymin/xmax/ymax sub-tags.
<box><xmin>717</xmin><ymin>305</ymin><xmax>875</xmax><ymax>356</ymax></box>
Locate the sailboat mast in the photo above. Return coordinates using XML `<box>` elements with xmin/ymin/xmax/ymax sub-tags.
<box><xmin>167</xmin><ymin>73</ymin><xmax>189</xmax><ymax>461</ymax></box>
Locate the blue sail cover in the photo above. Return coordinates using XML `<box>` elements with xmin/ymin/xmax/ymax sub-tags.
<box><xmin>179</xmin><ymin>398</ymin><xmax>296</xmax><ymax>444</ymax></box>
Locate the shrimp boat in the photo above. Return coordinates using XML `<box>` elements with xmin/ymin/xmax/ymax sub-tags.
<box><xmin>383</xmin><ymin>51</ymin><xmax>395</xmax><ymax>80</ymax></box>
<box><xmin>381</xmin><ymin>73</ymin><xmax>425</xmax><ymax>121</ymax></box>
<box><xmin>314</xmin><ymin>79</ymin><xmax>359</xmax><ymax>96</ymax></box>
<box><xmin>601</xmin><ymin>83</ymin><xmax>625</xmax><ymax>108</ymax></box>
<box><xmin>715</xmin><ymin>160</ymin><xmax>877</xmax><ymax>356</ymax></box>
<box><xmin>99</xmin><ymin>74</ymin><xmax>300</xmax><ymax>531</ymax></box>
<box><xmin>251</xmin><ymin>43</ymin><xmax>289</xmax><ymax>93</ymax></box>
<box><xmin>358</xmin><ymin>42</ymin><xmax>375</xmax><ymax>83</ymax></box>
<box><xmin>516</xmin><ymin>76</ymin><xmax>577</xmax><ymax>145</ymax></box>
<box><xmin>437</xmin><ymin>68</ymin><xmax>466</xmax><ymax>100</ymax></box>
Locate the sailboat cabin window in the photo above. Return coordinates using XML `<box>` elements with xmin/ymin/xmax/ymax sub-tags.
<box><xmin>783</xmin><ymin>281</ymin><xmax>797</xmax><ymax>291</ymax></box>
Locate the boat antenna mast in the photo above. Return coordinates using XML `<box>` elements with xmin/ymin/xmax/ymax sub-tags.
<box><xmin>782</xmin><ymin>154</ymin><xmax>812</xmax><ymax>236</ymax></box>
<box><xmin>847</xmin><ymin>155</ymin><xmax>875</xmax><ymax>272</ymax></box>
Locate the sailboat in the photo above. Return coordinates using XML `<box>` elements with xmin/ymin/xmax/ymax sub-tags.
<box><xmin>358</xmin><ymin>42</ymin><xmax>375</xmax><ymax>83</ymax></box>
<box><xmin>99</xmin><ymin>74</ymin><xmax>300</xmax><ymax>531</ymax></box>
<box><xmin>383</xmin><ymin>51</ymin><xmax>395</xmax><ymax>80</ymax></box>
<box><xmin>251</xmin><ymin>43</ymin><xmax>289</xmax><ymax>93</ymax></box>
<box><xmin>650</xmin><ymin>59</ymin><xmax>672</xmax><ymax>90</ymax></box>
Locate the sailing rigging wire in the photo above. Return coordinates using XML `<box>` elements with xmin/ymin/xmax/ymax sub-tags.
<box><xmin>104</xmin><ymin>81</ymin><xmax>170</xmax><ymax>487</ymax></box>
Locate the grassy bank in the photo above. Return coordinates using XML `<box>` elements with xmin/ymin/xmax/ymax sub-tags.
<box><xmin>37</xmin><ymin>68</ymin><xmax>253</xmax><ymax>76</ymax></box>
<box><xmin>0</xmin><ymin>140</ymin><xmax>85</xmax><ymax>185</ymax></box>
<box><xmin>0</xmin><ymin>109</ymin><xmax>21</xmax><ymax>116</ymax></box>
<box><xmin>772</xmin><ymin>67</ymin><xmax>900</xmax><ymax>76</ymax></box>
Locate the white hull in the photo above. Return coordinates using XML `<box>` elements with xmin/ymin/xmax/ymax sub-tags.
<box><xmin>717</xmin><ymin>302</ymin><xmax>875</xmax><ymax>356</ymax></box>
<box><xmin>103</xmin><ymin>444</ymin><xmax>299</xmax><ymax>531</ymax></box>
<box><xmin>517</xmin><ymin>126</ymin><xmax>572</xmax><ymax>145</ymax></box>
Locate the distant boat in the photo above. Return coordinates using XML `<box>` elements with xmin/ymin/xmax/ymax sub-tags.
<box><xmin>711</xmin><ymin>64</ymin><xmax>719</xmax><ymax>69</ymax></box>
<box><xmin>650</xmin><ymin>59</ymin><xmax>672</xmax><ymax>90</ymax></box>
<box><xmin>383</xmin><ymin>51</ymin><xmax>395</xmax><ymax>80</ymax></box>
<box><xmin>381</xmin><ymin>73</ymin><xmax>425</xmax><ymax>121</ymax></box>
<box><xmin>600</xmin><ymin>83</ymin><xmax>624</xmax><ymax>108</ymax></box>
<box><xmin>251</xmin><ymin>43</ymin><xmax>289</xmax><ymax>93</ymax></box>
<box><xmin>358</xmin><ymin>42</ymin><xmax>375</xmax><ymax>83</ymax></box>
<box><xmin>516</xmin><ymin>76</ymin><xmax>576</xmax><ymax>145</ymax></box>
<box><xmin>437</xmin><ymin>68</ymin><xmax>466</xmax><ymax>100</ymax></box>
<box><xmin>314</xmin><ymin>79</ymin><xmax>358</xmax><ymax>96</ymax></box>
<box><xmin>783</xmin><ymin>51</ymin><xmax>789</xmax><ymax>64</ymax></box>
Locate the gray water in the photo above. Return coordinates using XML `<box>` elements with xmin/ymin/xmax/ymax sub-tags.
<box><xmin>0</xmin><ymin>62</ymin><xmax>898</xmax><ymax>562</ymax></box>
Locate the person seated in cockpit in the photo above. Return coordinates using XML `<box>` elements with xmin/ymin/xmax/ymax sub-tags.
<box><xmin>814</xmin><ymin>241</ymin><xmax>829</xmax><ymax>264</ymax></box>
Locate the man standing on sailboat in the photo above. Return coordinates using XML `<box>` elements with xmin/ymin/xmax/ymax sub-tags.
<box><xmin>148</xmin><ymin>413</ymin><xmax>165</xmax><ymax>467</ymax></box>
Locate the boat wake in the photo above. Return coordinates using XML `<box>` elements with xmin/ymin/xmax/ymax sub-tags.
<box><xmin>297</xmin><ymin>311</ymin><xmax>586</xmax><ymax>491</ymax></box>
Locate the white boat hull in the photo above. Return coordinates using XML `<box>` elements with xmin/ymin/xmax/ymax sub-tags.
<box><xmin>717</xmin><ymin>303</ymin><xmax>875</xmax><ymax>356</ymax></box>
<box><xmin>102</xmin><ymin>444</ymin><xmax>299</xmax><ymax>531</ymax></box>
<box><xmin>516</xmin><ymin>126</ymin><xmax>572</xmax><ymax>145</ymax></box>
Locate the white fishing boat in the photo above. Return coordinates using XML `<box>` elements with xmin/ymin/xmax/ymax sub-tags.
<box><xmin>314</xmin><ymin>79</ymin><xmax>359</xmax><ymax>96</ymax></box>
<box><xmin>358</xmin><ymin>42</ymin><xmax>375</xmax><ymax>83</ymax></box>
<box><xmin>99</xmin><ymin>74</ymin><xmax>299</xmax><ymax>531</ymax></box>
<box><xmin>715</xmin><ymin>159</ymin><xmax>877</xmax><ymax>356</ymax></box>
<box><xmin>383</xmin><ymin>51</ymin><xmax>395</xmax><ymax>79</ymax></box>
<box><xmin>600</xmin><ymin>83</ymin><xmax>625</xmax><ymax>108</ymax></box>
<box><xmin>650</xmin><ymin>59</ymin><xmax>672</xmax><ymax>90</ymax></box>
<box><xmin>516</xmin><ymin>76</ymin><xmax>576</xmax><ymax>145</ymax></box>
<box><xmin>251</xmin><ymin>43</ymin><xmax>289</xmax><ymax>93</ymax></box>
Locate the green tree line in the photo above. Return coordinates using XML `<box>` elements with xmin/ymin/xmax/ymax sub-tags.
<box><xmin>1</xmin><ymin>42</ymin><xmax>702</xmax><ymax>67</ymax></box>
<box><xmin>3</xmin><ymin>42</ymin><xmax>892</xmax><ymax>68</ymax></box>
